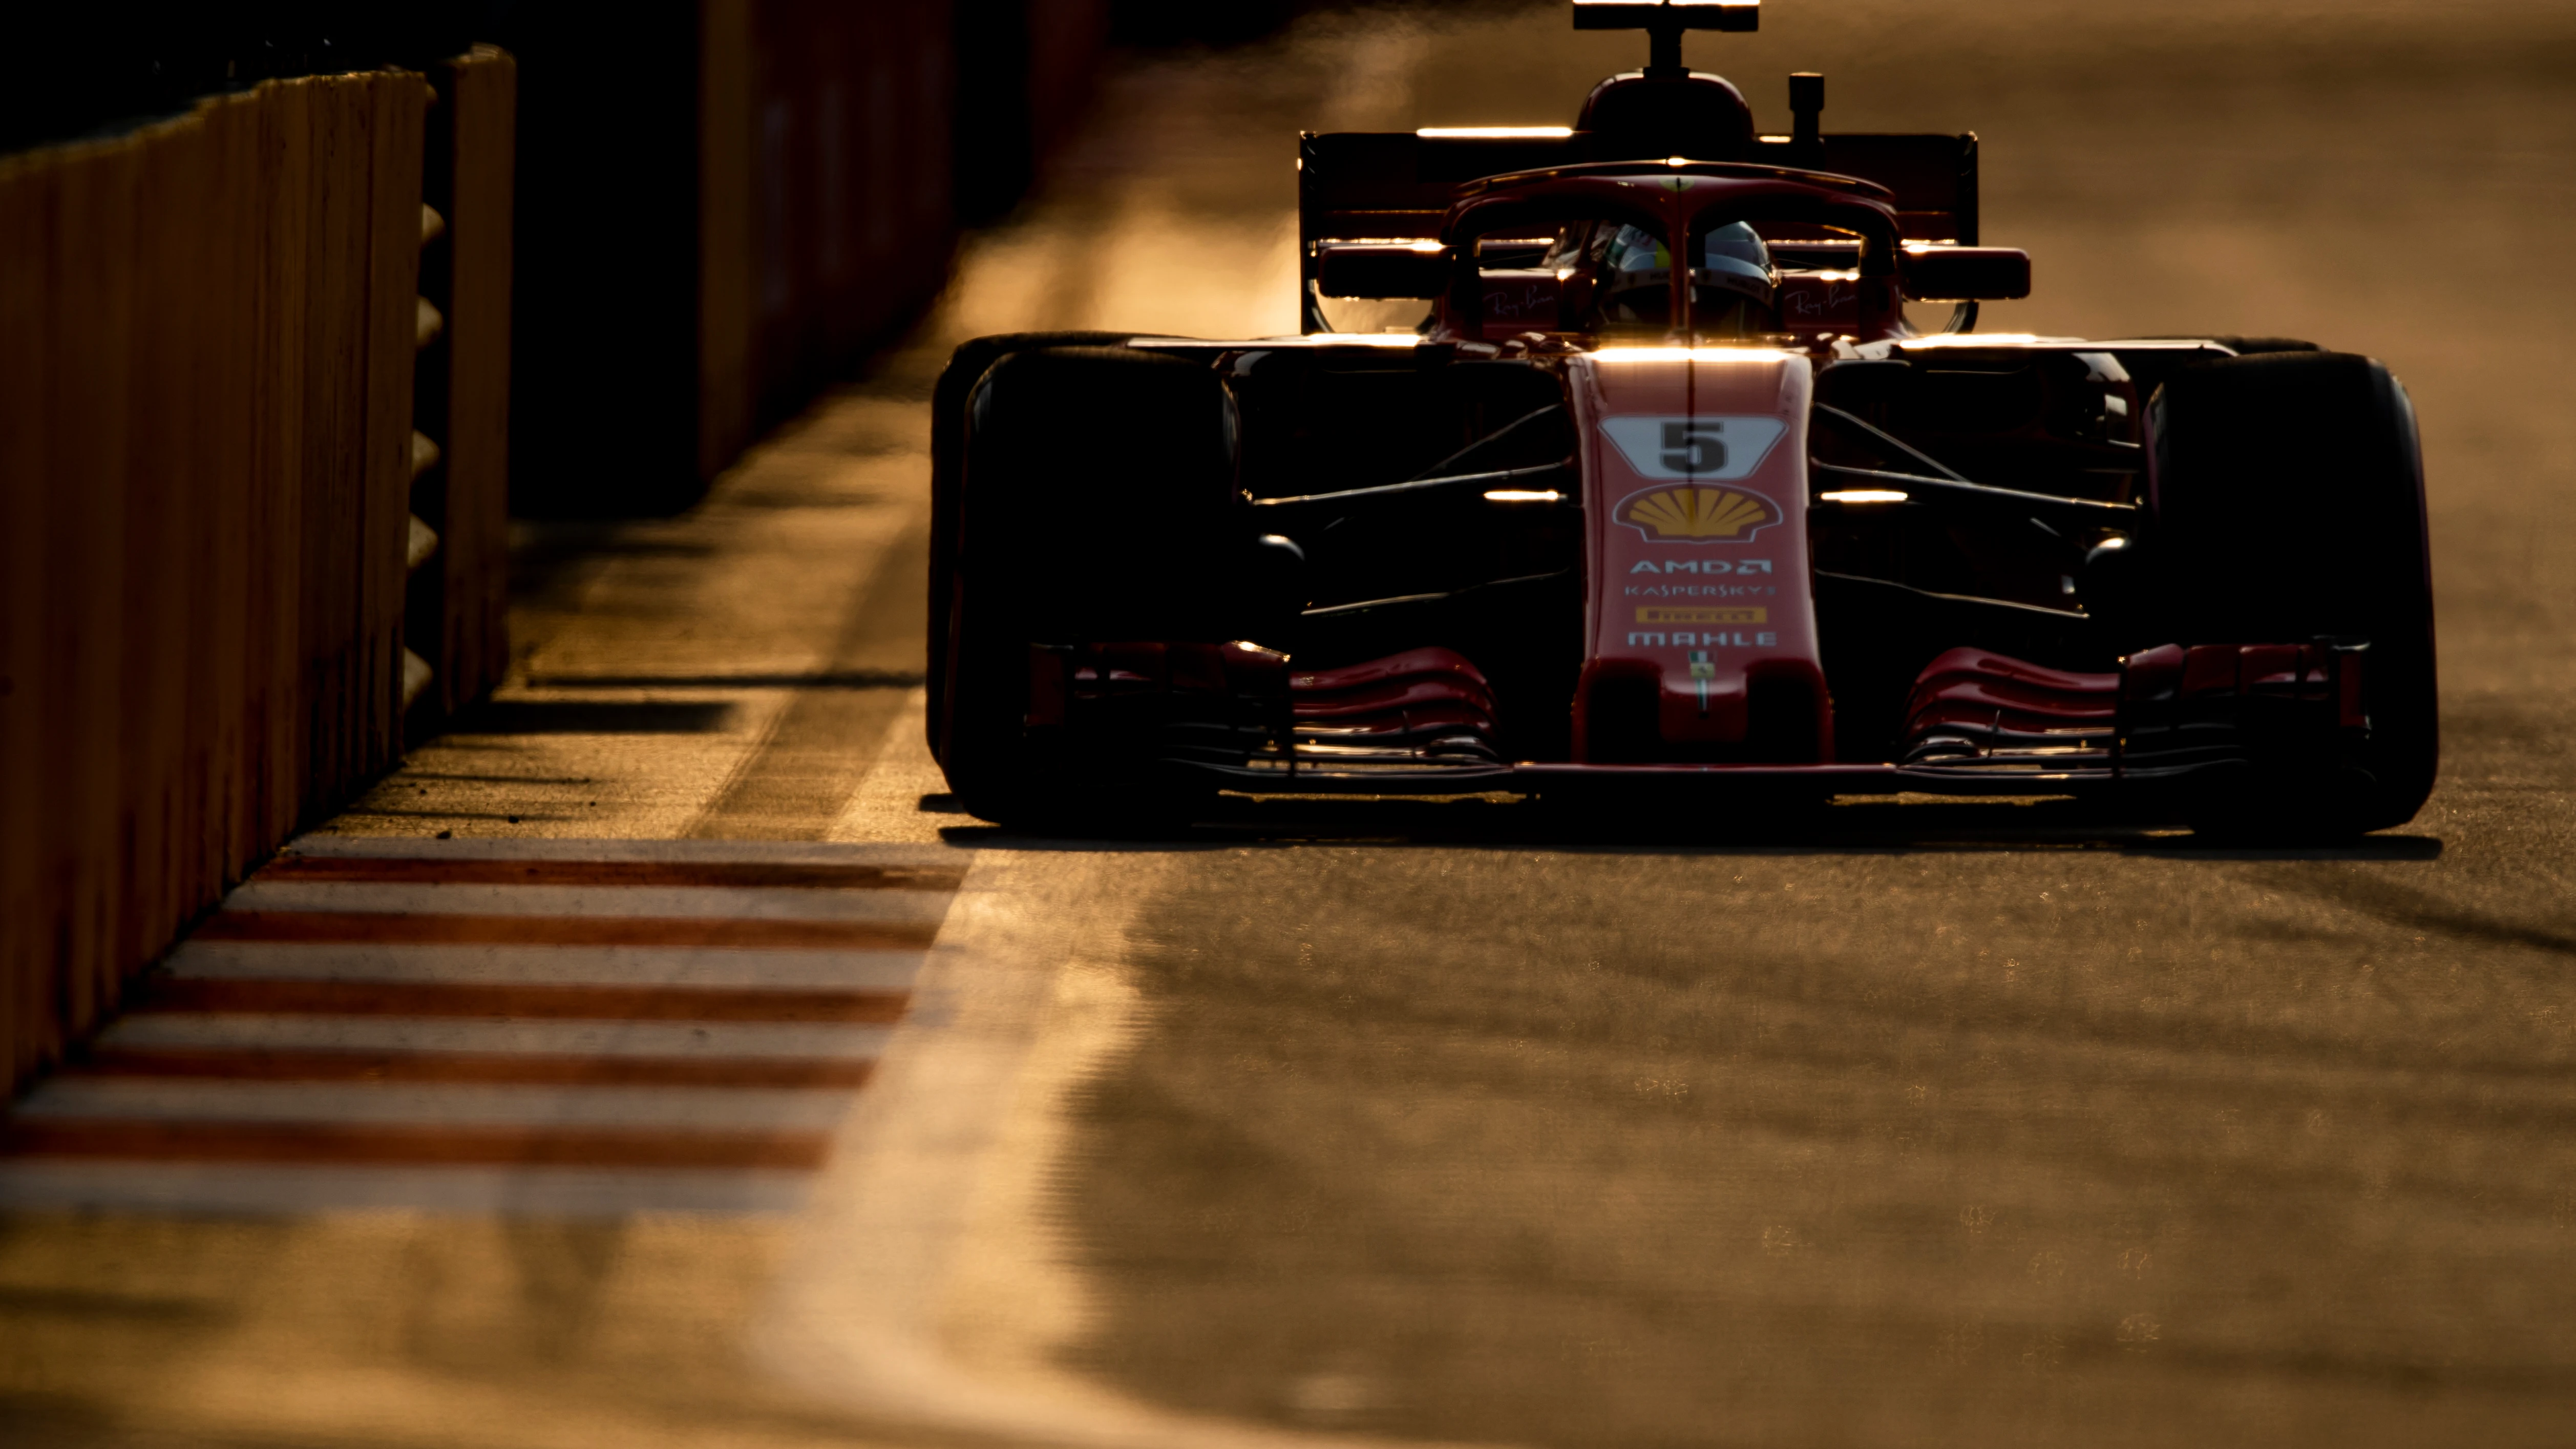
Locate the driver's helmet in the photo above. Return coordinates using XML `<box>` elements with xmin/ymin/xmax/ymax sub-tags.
<box><xmin>1696</xmin><ymin>221</ymin><xmax>1777</xmax><ymax>307</ymax></box>
<box><xmin>1592</xmin><ymin>223</ymin><xmax>1673</xmax><ymax>323</ymax></box>
<box><xmin>1599</xmin><ymin>225</ymin><xmax>1669</xmax><ymax>280</ymax></box>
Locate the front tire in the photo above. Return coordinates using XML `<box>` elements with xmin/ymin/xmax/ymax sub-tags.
<box><xmin>936</xmin><ymin>345</ymin><xmax>1240</xmax><ymax>831</ymax></box>
<box><xmin>2147</xmin><ymin>351</ymin><xmax>2437</xmax><ymax>836</ymax></box>
<box><xmin>927</xmin><ymin>331</ymin><xmax>1134</xmax><ymax>755</ymax></box>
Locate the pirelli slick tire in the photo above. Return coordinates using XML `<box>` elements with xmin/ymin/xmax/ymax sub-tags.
<box><xmin>935</xmin><ymin>345</ymin><xmax>1238</xmax><ymax>831</ymax></box>
<box><xmin>927</xmin><ymin>331</ymin><xmax>1133</xmax><ymax>753</ymax></box>
<box><xmin>2149</xmin><ymin>351</ymin><xmax>2438</xmax><ymax>838</ymax></box>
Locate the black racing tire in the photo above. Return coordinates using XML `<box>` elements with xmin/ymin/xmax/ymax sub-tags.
<box><xmin>2148</xmin><ymin>351</ymin><xmax>2437</xmax><ymax>837</ymax></box>
<box><xmin>936</xmin><ymin>345</ymin><xmax>1239</xmax><ymax>831</ymax></box>
<box><xmin>927</xmin><ymin>331</ymin><xmax>1134</xmax><ymax>753</ymax></box>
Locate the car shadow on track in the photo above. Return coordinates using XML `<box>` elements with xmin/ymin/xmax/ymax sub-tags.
<box><xmin>924</xmin><ymin>792</ymin><xmax>2446</xmax><ymax>862</ymax></box>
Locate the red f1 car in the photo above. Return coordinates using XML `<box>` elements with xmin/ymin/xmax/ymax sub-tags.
<box><xmin>930</xmin><ymin>0</ymin><xmax>2436</xmax><ymax>837</ymax></box>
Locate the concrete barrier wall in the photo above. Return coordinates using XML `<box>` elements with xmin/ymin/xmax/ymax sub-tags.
<box><xmin>511</xmin><ymin>0</ymin><xmax>1113</xmax><ymax>514</ymax></box>
<box><xmin>0</xmin><ymin>57</ymin><xmax>513</xmax><ymax>1093</ymax></box>
<box><xmin>418</xmin><ymin>48</ymin><xmax>518</xmax><ymax>719</ymax></box>
<box><xmin>699</xmin><ymin>0</ymin><xmax>983</xmax><ymax>480</ymax></box>
<box><xmin>0</xmin><ymin>0</ymin><xmax>1133</xmax><ymax>1081</ymax></box>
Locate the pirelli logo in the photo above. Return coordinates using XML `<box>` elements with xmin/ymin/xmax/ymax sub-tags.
<box><xmin>1634</xmin><ymin>606</ymin><xmax>1767</xmax><ymax>624</ymax></box>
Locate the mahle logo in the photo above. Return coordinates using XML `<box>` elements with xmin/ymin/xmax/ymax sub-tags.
<box><xmin>1615</xmin><ymin>484</ymin><xmax>1783</xmax><ymax>543</ymax></box>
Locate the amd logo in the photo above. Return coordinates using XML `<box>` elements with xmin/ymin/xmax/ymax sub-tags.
<box><xmin>1630</xmin><ymin>559</ymin><xmax>1771</xmax><ymax>575</ymax></box>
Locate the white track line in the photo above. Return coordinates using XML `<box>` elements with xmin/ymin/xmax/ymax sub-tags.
<box><xmin>222</xmin><ymin>881</ymin><xmax>957</xmax><ymax>922</ymax></box>
<box><xmin>100</xmin><ymin>1014</ymin><xmax>894</xmax><ymax>1060</ymax></box>
<box><xmin>828</xmin><ymin>690</ymin><xmax>955</xmax><ymax>845</ymax></box>
<box><xmin>755</xmin><ymin>844</ymin><xmax>1493</xmax><ymax>1449</ymax></box>
<box><xmin>162</xmin><ymin>941</ymin><xmax>928</xmax><ymax>990</ymax></box>
<box><xmin>15</xmin><ymin>1079</ymin><xmax>858</xmax><ymax>1131</ymax></box>
<box><xmin>0</xmin><ymin>1161</ymin><xmax>813</xmax><ymax>1215</ymax></box>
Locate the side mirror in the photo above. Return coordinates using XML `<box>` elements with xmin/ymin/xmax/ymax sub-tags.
<box><xmin>1901</xmin><ymin>245</ymin><xmax>2032</xmax><ymax>302</ymax></box>
<box><xmin>1316</xmin><ymin>241</ymin><xmax>1451</xmax><ymax>299</ymax></box>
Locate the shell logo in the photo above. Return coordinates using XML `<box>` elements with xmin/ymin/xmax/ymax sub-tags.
<box><xmin>1617</xmin><ymin>485</ymin><xmax>1781</xmax><ymax>543</ymax></box>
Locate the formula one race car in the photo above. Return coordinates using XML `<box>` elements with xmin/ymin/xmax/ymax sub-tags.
<box><xmin>928</xmin><ymin>0</ymin><xmax>2436</xmax><ymax>838</ymax></box>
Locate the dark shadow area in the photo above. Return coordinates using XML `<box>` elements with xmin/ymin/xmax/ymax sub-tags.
<box><xmin>523</xmin><ymin>670</ymin><xmax>926</xmax><ymax>690</ymax></box>
<box><xmin>504</xmin><ymin>523</ymin><xmax>717</xmax><ymax>623</ymax></box>
<box><xmin>0</xmin><ymin>1389</ymin><xmax>428</xmax><ymax>1449</ymax></box>
<box><xmin>2129</xmin><ymin>836</ymin><xmax>2446</xmax><ymax>863</ymax></box>
<box><xmin>0</xmin><ymin>4</ymin><xmax>503</xmax><ymax>153</ymax></box>
<box><xmin>2258</xmin><ymin>871</ymin><xmax>2576</xmax><ymax>961</ymax></box>
<box><xmin>388</xmin><ymin>771</ymin><xmax>603</xmax><ymax>784</ymax></box>
<box><xmin>336</xmin><ymin>808</ymin><xmax>579</xmax><ymax>823</ymax></box>
<box><xmin>451</xmin><ymin>701</ymin><xmax>737</xmax><ymax>735</ymax></box>
<box><xmin>935</xmin><ymin>793</ymin><xmax>2448</xmax><ymax>859</ymax></box>
<box><xmin>1112</xmin><ymin>0</ymin><xmax>1540</xmax><ymax>47</ymax></box>
<box><xmin>0</xmin><ymin>1392</ymin><xmax>125</xmax><ymax>1448</ymax></box>
<box><xmin>0</xmin><ymin>1286</ymin><xmax>230</xmax><ymax>1326</ymax></box>
<box><xmin>1049</xmin><ymin>792</ymin><xmax>2576</xmax><ymax>1449</ymax></box>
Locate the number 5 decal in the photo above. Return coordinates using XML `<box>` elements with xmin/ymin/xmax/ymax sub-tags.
<box><xmin>1660</xmin><ymin>421</ymin><xmax>1726</xmax><ymax>474</ymax></box>
<box><xmin>1602</xmin><ymin>415</ymin><xmax>1788</xmax><ymax>481</ymax></box>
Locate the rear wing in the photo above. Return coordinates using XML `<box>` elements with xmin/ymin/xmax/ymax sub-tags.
<box><xmin>1298</xmin><ymin>130</ymin><xmax>1979</xmax><ymax>323</ymax></box>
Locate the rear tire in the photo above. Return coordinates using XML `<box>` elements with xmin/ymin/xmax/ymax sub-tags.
<box><xmin>2148</xmin><ymin>352</ymin><xmax>2437</xmax><ymax>837</ymax></box>
<box><xmin>937</xmin><ymin>345</ymin><xmax>1240</xmax><ymax>831</ymax></box>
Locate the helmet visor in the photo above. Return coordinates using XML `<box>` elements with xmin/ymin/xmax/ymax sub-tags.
<box><xmin>1694</xmin><ymin>220</ymin><xmax>1777</xmax><ymax>306</ymax></box>
<box><xmin>1690</xmin><ymin>219</ymin><xmax>1779</xmax><ymax>337</ymax></box>
<box><xmin>1594</xmin><ymin>223</ymin><xmax>1674</xmax><ymax>325</ymax></box>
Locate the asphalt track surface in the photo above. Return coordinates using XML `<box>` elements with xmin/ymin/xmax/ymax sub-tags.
<box><xmin>7</xmin><ymin>4</ymin><xmax>2576</xmax><ymax>1446</ymax></box>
